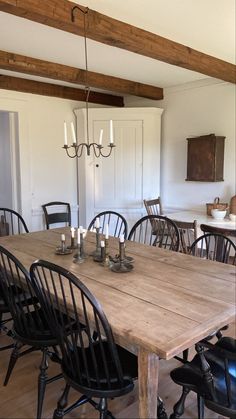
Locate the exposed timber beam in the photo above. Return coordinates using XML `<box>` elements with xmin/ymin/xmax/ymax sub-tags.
<box><xmin>0</xmin><ymin>0</ymin><xmax>235</xmax><ymax>84</ymax></box>
<box><xmin>0</xmin><ymin>74</ymin><xmax>124</xmax><ymax>106</ymax></box>
<box><xmin>0</xmin><ymin>50</ymin><xmax>163</xmax><ymax>100</ymax></box>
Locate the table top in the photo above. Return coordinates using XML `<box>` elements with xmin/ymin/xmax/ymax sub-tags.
<box><xmin>166</xmin><ymin>210</ymin><xmax>236</xmax><ymax>230</ymax></box>
<box><xmin>0</xmin><ymin>228</ymin><xmax>235</xmax><ymax>360</ymax></box>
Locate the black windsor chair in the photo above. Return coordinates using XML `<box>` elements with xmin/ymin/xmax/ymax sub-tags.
<box><xmin>0</xmin><ymin>208</ymin><xmax>29</xmax><ymax>351</ymax></box>
<box><xmin>0</xmin><ymin>245</ymin><xmax>62</xmax><ymax>419</ymax></box>
<box><xmin>88</xmin><ymin>211</ymin><xmax>128</xmax><ymax>239</ymax></box>
<box><xmin>190</xmin><ymin>232</ymin><xmax>236</xmax><ymax>265</ymax></box>
<box><xmin>0</xmin><ymin>208</ymin><xmax>29</xmax><ymax>236</ymax></box>
<box><xmin>170</xmin><ymin>337</ymin><xmax>236</xmax><ymax>419</ymax></box>
<box><xmin>128</xmin><ymin>214</ymin><xmax>180</xmax><ymax>251</ymax></box>
<box><xmin>179</xmin><ymin>232</ymin><xmax>236</xmax><ymax>364</ymax></box>
<box><xmin>42</xmin><ymin>201</ymin><xmax>71</xmax><ymax>230</ymax></box>
<box><xmin>30</xmin><ymin>259</ymin><xmax>138</xmax><ymax>419</ymax></box>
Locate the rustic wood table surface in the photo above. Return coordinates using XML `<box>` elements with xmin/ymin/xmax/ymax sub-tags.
<box><xmin>0</xmin><ymin>227</ymin><xmax>235</xmax><ymax>419</ymax></box>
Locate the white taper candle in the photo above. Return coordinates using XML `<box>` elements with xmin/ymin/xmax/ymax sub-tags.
<box><xmin>105</xmin><ymin>224</ymin><xmax>109</xmax><ymax>239</ymax></box>
<box><xmin>99</xmin><ymin>129</ymin><xmax>103</xmax><ymax>145</ymax></box>
<box><xmin>64</xmin><ymin>122</ymin><xmax>68</xmax><ymax>146</ymax></box>
<box><xmin>71</xmin><ymin>122</ymin><xmax>76</xmax><ymax>144</ymax></box>
<box><xmin>109</xmin><ymin>120</ymin><xmax>114</xmax><ymax>143</ymax></box>
<box><xmin>119</xmin><ymin>234</ymin><xmax>124</xmax><ymax>243</ymax></box>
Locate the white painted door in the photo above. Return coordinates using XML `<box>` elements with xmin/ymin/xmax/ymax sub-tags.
<box><xmin>76</xmin><ymin>107</ymin><xmax>163</xmax><ymax>231</ymax></box>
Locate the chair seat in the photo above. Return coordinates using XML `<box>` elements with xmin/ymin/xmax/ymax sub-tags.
<box><xmin>62</xmin><ymin>341</ymin><xmax>138</xmax><ymax>397</ymax></box>
<box><xmin>171</xmin><ymin>338</ymin><xmax>236</xmax><ymax>411</ymax></box>
<box><xmin>0</xmin><ymin>285</ymin><xmax>36</xmax><ymax>314</ymax></box>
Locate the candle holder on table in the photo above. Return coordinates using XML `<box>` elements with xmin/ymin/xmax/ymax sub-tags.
<box><xmin>55</xmin><ymin>234</ymin><xmax>72</xmax><ymax>255</ymax></box>
<box><xmin>68</xmin><ymin>235</ymin><xmax>78</xmax><ymax>250</ymax></box>
<box><xmin>100</xmin><ymin>238</ymin><xmax>111</xmax><ymax>267</ymax></box>
<box><xmin>111</xmin><ymin>239</ymin><xmax>133</xmax><ymax>273</ymax></box>
<box><xmin>92</xmin><ymin>227</ymin><xmax>102</xmax><ymax>260</ymax></box>
<box><xmin>73</xmin><ymin>228</ymin><xmax>86</xmax><ymax>263</ymax></box>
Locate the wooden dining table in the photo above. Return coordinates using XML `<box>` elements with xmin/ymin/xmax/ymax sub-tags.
<box><xmin>0</xmin><ymin>227</ymin><xmax>235</xmax><ymax>419</ymax></box>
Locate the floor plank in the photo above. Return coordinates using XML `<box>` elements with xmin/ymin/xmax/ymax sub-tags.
<box><xmin>0</xmin><ymin>322</ymin><xmax>235</xmax><ymax>418</ymax></box>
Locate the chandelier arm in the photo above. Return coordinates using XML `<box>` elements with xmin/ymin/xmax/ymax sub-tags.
<box><xmin>63</xmin><ymin>146</ymin><xmax>77</xmax><ymax>159</ymax></box>
<box><xmin>99</xmin><ymin>144</ymin><xmax>116</xmax><ymax>158</ymax></box>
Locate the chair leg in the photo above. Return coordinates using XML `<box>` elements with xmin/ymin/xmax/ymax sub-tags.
<box><xmin>170</xmin><ymin>387</ymin><xmax>190</xmax><ymax>419</ymax></box>
<box><xmin>182</xmin><ymin>349</ymin><xmax>189</xmax><ymax>362</ymax></box>
<box><xmin>99</xmin><ymin>398</ymin><xmax>108</xmax><ymax>419</ymax></box>
<box><xmin>157</xmin><ymin>396</ymin><xmax>168</xmax><ymax>419</ymax></box>
<box><xmin>4</xmin><ymin>340</ymin><xmax>23</xmax><ymax>386</ymax></box>
<box><xmin>197</xmin><ymin>394</ymin><xmax>204</xmax><ymax>419</ymax></box>
<box><xmin>37</xmin><ymin>348</ymin><xmax>49</xmax><ymax>419</ymax></box>
<box><xmin>53</xmin><ymin>384</ymin><xmax>70</xmax><ymax>419</ymax></box>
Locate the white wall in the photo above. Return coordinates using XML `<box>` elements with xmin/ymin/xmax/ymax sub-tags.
<box><xmin>125</xmin><ymin>79</ymin><xmax>236</xmax><ymax>212</ymax></box>
<box><xmin>0</xmin><ymin>90</ymin><xmax>81</xmax><ymax>230</ymax></box>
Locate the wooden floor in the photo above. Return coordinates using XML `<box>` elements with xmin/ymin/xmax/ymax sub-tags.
<box><xmin>0</xmin><ymin>323</ymin><xmax>235</xmax><ymax>419</ymax></box>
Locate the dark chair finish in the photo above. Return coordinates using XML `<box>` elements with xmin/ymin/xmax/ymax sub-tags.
<box><xmin>190</xmin><ymin>232</ymin><xmax>236</xmax><ymax>265</ymax></box>
<box><xmin>200</xmin><ymin>223</ymin><xmax>236</xmax><ymax>238</ymax></box>
<box><xmin>30</xmin><ymin>259</ymin><xmax>138</xmax><ymax>419</ymax></box>
<box><xmin>0</xmin><ymin>208</ymin><xmax>29</xmax><ymax>236</ymax></box>
<box><xmin>0</xmin><ymin>245</ymin><xmax>62</xmax><ymax>419</ymax></box>
<box><xmin>174</xmin><ymin>220</ymin><xmax>198</xmax><ymax>254</ymax></box>
<box><xmin>143</xmin><ymin>197</ymin><xmax>163</xmax><ymax>216</ymax></box>
<box><xmin>88</xmin><ymin>210</ymin><xmax>128</xmax><ymax>239</ymax></box>
<box><xmin>170</xmin><ymin>337</ymin><xmax>236</xmax><ymax>419</ymax></box>
<box><xmin>128</xmin><ymin>215</ymin><xmax>180</xmax><ymax>251</ymax></box>
<box><xmin>42</xmin><ymin>201</ymin><xmax>71</xmax><ymax>230</ymax></box>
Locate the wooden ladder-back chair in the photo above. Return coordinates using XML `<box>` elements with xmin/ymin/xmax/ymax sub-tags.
<box><xmin>174</xmin><ymin>220</ymin><xmax>198</xmax><ymax>254</ymax></box>
<box><xmin>143</xmin><ymin>197</ymin><xmax>163</xmax><ymax>216</ymax></box>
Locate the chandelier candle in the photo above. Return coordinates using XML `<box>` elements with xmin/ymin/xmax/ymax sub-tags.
<box><xmin>64</xmin><ymin>122</ymin><xmax>68</xmax><ymax>146</ymax></box>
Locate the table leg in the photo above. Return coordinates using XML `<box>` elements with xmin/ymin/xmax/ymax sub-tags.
<box><xmin>138</xmin><ymin>348</ymin><xmax>160</xmax><ymax>419</ymax></box>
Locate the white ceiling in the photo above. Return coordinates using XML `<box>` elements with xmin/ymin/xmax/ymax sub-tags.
<box><xmin>0</xmin><ymin>0</ymin><xmax>235</xmax><ymax>95</ymax></box>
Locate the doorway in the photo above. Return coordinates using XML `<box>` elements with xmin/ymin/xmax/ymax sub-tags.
<box><xmin>0</xmin><ymin>111</ymin><xmax>21</xmax><ymax>211</ymax></box>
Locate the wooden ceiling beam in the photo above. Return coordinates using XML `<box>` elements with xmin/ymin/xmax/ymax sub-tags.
<box><xmin>0</xmin><ymin>74</ymin><xmax>124</xmax><ymax>106</ymax></box>
<box><xmin>0</xmin><ymin>0</ymin><xmax>235</xmax><ymax>84</ymax></box>
<box><xmin>0</xmin><ymin>50</ymin><xmax>163</xmax><ymax>100</ymax></box>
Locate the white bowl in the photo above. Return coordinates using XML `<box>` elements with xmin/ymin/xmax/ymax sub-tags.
<box><xmin>229</xmin><ymin>213</ymin><xmax>236</xmax><ymax>222</ymax></box>
<box><xmin>211</xmin><ymin>209</ymin><xmax>227</xmax><ymax>219</ymax></box>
